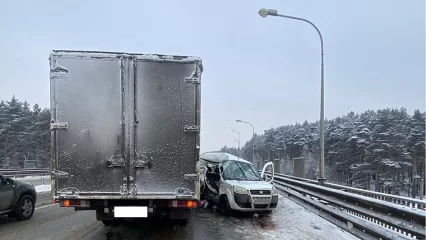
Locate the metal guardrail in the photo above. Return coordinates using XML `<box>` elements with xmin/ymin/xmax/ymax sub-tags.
<box><xmin>267</xmin><ymin>172</ymin><xmax>425</xmax><ymax>240</ymax></box>
<box><xmin>274</xmin><ymin>172</ymin><xmax>426</xmax><ymax>210</ymax></box>
<box><xmin>0</xmin><ymin>168</ymin><xmax>50</xmax><ymax>178</ymax></box>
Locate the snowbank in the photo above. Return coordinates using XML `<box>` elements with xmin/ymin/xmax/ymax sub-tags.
<box><xmin>15</xmin><ymin>175</ymin><xmax>49</xmax><ymax>180</ymax></box>
<box><xmin>35</xmin><ymin>184</ymin><xmax>51</xmax><ymax>193</ymax></box>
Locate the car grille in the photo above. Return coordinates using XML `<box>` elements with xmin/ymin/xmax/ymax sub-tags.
<box><xmin>254</xmin><ymin>204</ymin><xmax>269</xmax><ymax>209</ymax></box>
<box><xmin>250</xmin><ymin>190</ymin><xmax>271</xmax><ymax>195</ymax></box>
<box><xmin>252</xmin><ymin>196</ymin><xmax>271</xmax><ymax>205</ymax></box>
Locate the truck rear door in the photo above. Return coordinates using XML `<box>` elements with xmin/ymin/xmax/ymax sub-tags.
<box><xmin>130</xmin><ymin>57</ymin><xmax>202</xmax><ymax>200</ymax></box>
<box><xmin>50</xmin><ymin>51</ymin><xmax>126</xmax><ymax>197</ymax></box>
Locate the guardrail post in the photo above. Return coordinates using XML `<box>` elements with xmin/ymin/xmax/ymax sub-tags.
<box><xmin>274</xmin><ymin>158</ymin><xmax>281</xmax><ymax>174</ymax></box>
<box><xmin>293</xmin><ymin>157</ymin><xmax>305</xmax><ymax>178</ymax></box>
<box><xmin>413</xmin><ymin>175</ymin><xmax>421</xmax><ymax>198</ymax></box>
<box><xmin>41</xmin><ymin>177</ymin><xmax>44</xmax><ymax>185</ymax></box>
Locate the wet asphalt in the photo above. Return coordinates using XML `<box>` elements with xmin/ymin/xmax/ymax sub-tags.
<box><xmin>0</xmin><ymin>198</ymin><xmax>264</xmax><ymax>240</ymax></box>
<box><xmin>0</xmin><ymin>194</ymin><xmax>358</xmax><ymax>240</ymax></box>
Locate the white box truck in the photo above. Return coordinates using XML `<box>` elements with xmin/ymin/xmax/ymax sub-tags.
<box><xmin>49</xmin><ymin>50</ymin><xmax>202</xmax><ymax>224</ymax></box>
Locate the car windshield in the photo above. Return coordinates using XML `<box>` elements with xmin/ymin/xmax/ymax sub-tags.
<box><xmin>222</xmin><ymin>160</ymin><xmax>262</xmax><ymax>181</ymax></box>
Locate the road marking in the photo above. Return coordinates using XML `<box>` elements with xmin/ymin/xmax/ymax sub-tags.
<box><xmin>35</xmin><ymin>203</ymin><xmax>58</xmax><ymax>210</ymax></box>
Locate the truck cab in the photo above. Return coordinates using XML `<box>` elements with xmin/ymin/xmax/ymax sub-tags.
<box><xmin>199</xmin><ymin>152</ymin><xmax>278</xmax><ymax>215</ymax></box>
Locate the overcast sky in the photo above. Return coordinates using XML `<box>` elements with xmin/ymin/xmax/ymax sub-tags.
<box><xmin>0</xmin><ymin>0</ymin><xmax>424</xmax><ymax>152</ymax></box>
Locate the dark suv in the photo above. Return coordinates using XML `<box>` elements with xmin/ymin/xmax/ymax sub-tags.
<box><xmin>0</xmin><ymin>174</ymin><xmax>37</xmax><ymax>221</ymax></box>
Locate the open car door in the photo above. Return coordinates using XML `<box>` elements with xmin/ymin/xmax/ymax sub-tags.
<box><xmin>260</xmin><ymin>162</ymin><xmax>274</xmax><ymax>184</ymax></box>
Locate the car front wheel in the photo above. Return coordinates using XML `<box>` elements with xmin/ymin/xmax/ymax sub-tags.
<box><xmin>15</xmin><ymin>195</ymin><xmax>35</xmax><ymax>221</ymax></box>
<box><xmin>220</xmin><ymin>196</ymin><xmax>232</xmax><ymax>216</ymax></box>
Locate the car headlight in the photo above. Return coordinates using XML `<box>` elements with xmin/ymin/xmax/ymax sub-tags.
<box><xmin>233</xmin><ymin>186</ymin><xmax>248</xmax><ymax>195</ymax></box>
<box><xmin>272</xmin><ymin>186</ymin><xmax>279</xmax><ymax>194</ymax></box>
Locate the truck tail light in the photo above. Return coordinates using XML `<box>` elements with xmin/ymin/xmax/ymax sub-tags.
<box><xmin>168</xmin><ymin>200</ymin><xmax>197</xmax><ymax>208</ymax></box>
<box><xmin>60</xmin><ymin>199</ymin><xmax>90</xmax><ymax>207</ymax></box>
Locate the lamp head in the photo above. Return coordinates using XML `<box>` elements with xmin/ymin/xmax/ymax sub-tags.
<box><xmin>258</xmin><ymin>8</ymin><xmax>278</xmax><ymax>18</ymax></box>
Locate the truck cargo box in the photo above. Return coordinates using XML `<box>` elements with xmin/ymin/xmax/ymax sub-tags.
<box><xmin>50</xmin><ymin>50</ymin><xmax>202</xmax><ymax>203</ymax></box>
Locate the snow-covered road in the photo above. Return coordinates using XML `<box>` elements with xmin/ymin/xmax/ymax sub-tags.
<box><xmin>250</xmin><ymin>195</ymin><xmax>360</xmax><ymax>240</ymax></box>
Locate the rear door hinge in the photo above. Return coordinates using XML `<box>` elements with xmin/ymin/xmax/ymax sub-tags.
<box><xmin>106</xmin><ymin>154</ymin><xmax>125</xmax><ymax>168</ymax></box>
<box><xmin>184</xmin><ymin>125</ymin><xmax>200</xmax><ymax>133</ymax></box>
<box><xmin>184</xmin><ymin>173</ymin><xmax>199</xmax><ymax>182</ymax></box>
<box><xmin>184</xmin><ymin>77</ymin><xmax>200</xmax><ymax>84</ymax></box>
<box><xmin>133</xmin><ymin>160</ymin><xmax>151</xmax><ymax>169</ymax></box>
<box><xmin>50</xmin><ymin>121</ymin><xmax>68</xmax><ymax>130</ymax></box>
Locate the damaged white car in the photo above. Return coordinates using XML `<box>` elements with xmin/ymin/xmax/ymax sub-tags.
<box><xmin>199</xmin><ymin>152</ymin><xmax>278</xmax><ymax>215</ymax></box>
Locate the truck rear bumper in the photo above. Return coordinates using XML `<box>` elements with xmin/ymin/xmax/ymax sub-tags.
<box><xmin>58</xmin><ymin>198</ymin><xmax>198</xmax><ymax>220</ymax></box>
<box><xmin>54</xmin><ymin>193</ymin><xmax>197</xmax><ymax>200</ymax></box>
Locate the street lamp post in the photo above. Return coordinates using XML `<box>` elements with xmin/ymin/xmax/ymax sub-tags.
<box><xmin>236</xmin><ymin>120</ymin><xmax>255</xmax><ymax>162</ymax></box>
<box><xmin>258</xmin><ymin>8</ymin><xmax>326</xmax><ymax>184</ymax></box>
<box><xmin>230</xmin><ymin>127</ymin><xmax>241</xmax><ymax>156</ymax></box>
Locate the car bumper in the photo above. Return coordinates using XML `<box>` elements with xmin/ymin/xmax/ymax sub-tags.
<box><xmin>229</xmin><ymin>193</ymin><xmax>278</xmax><ymax>212</ymax></box>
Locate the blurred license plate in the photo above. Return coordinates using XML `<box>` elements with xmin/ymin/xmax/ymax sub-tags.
<box><xmin>253</xmin><ymin>197</ymin><xmax>270</xmax><ymax>205</ymax></box>
<box><xmin>114</xmin><ymin>206</ymin><xmax>148</xmax><ymax>218</ymax></box>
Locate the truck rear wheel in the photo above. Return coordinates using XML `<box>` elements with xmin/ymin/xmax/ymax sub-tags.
<box><xmin>168</xmin><ymin>208</ymin><xmax>193</xmax><ymax>224</ymax></box>
<box><xmin>102</xmin><ymin>220</ymin><xmax>112</xmax><ymax>226</ymax></box>
<box><xmin>96</xmin><ymin>210</ymin><xmax>119</xmax><ymax>226</ymax></box>
<box><xmin>172</xmin><ymin>219</ymin><xmax>189</xmax><ymax>225</ymax></box>
<box><xmin>102</xmin><ymin>219</ymin><xmax>121</xmax><ymax>226</ymax></box>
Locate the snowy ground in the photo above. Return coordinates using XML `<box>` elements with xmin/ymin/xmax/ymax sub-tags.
<box><xmin>14</xmin><ymin>175</ymin><xmax>49</xmax><ymax>180</ymax></box>
<box><xmin>13</xmin><ymin>175</ymin><xmax>51</xmax><ymax>187</ymax></box>
<box><xmin>25</xmin><ymin>184</ymin><xmax>359</xmax><ymax>239</ymax></box>
<box><xmin>248</xmin><ymin>195</ymin><xmax>360</xmax><ymax>240</ymax></box>
<box><xmin>0</xmin><ymin>191</ymin><xmax>360</xmax><ymax>239</ymax></box>
<box><xmin>35</xmin><ymin>184</ymin><xmax>51</xmax><ymax>193</ymax></box>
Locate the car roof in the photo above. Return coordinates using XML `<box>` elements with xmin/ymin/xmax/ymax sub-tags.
<box><xmin>200</xmin><ymin>152</ymin><xmax>252</xmax><ymax>164</ymax></box>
